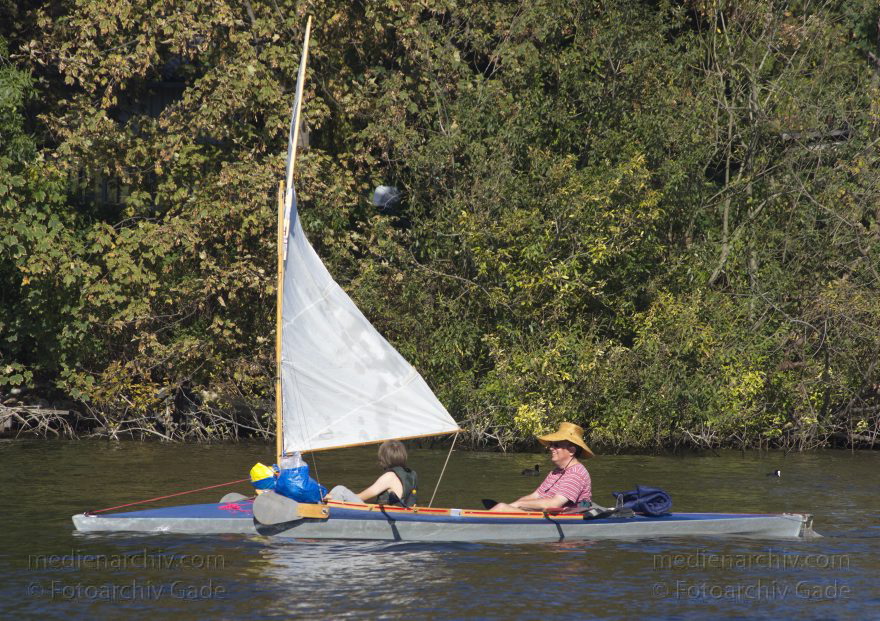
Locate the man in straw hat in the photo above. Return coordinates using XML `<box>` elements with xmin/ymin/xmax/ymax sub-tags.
<box><xmin>489</xmin><ymin>422</ymin><xmax>594</xmax><ymax>512</ymax></box>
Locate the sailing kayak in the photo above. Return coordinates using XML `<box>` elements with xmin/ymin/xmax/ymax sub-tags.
<box><xmin>72</xmin><ymin>499</ymin><xmax>816</xmax><ymax>540</ymax></box>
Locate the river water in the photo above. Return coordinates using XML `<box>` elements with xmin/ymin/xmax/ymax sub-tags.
<box><xmin>1</xmin><ymin>439</ymin><xmax>877</xmax><ymax>619</ymax></box>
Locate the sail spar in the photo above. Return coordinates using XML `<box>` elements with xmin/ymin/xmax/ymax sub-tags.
<box><xmin>278</xmin><ymin>20</ymin><xmax>459</xmax><ymax>455</ymax></box>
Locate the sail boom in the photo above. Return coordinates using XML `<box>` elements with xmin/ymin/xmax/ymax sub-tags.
<box><xmin>281</xmin><ymin>429</ymin><xmax>462</xmax><ymax>456</ymax></box>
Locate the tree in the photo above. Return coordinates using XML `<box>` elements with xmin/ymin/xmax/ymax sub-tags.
<box><xmin>1</xmin><ymin>1</ymin><xmax>878</xmax><ymax>449</ymax></box>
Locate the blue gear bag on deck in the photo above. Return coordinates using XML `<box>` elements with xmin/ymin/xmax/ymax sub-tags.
<box><xmin>612</xmin><ymin>485</ymin><xmax>672</xmax><ymax>516</ymax></box>
<box><xmin>275</xmin><ymin>464</ymin><xmax>328</xmax><ymax>504</ymax></box>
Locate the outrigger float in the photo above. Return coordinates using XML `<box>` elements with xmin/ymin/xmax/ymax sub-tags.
<box><xmin>73</xmin><ymin>19</ymin><xmax>817</xmax><ymax>543</ymax></box>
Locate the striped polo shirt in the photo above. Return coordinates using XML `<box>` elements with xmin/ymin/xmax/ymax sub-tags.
<box><xmin>535</xmin><ymin>462</ymin><xmax>592</xmax><ymax>504</ymax></box>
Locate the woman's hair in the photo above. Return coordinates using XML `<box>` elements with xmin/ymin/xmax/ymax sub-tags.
<box><xmin>378</xmin><ymin>440</ymin><xmax>408</xmax><ymax>470</ymax></box>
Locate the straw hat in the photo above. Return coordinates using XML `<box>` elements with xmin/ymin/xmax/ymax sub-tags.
<box><xmin>537</xmin><ymin>422</ymin><xmax>595</xmax><ymax>459</ymax></box>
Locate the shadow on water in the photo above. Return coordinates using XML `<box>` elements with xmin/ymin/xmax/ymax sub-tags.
<box><xmin>1</xmin><ymin>439</ymin><xmax>879</xmax><ymax>620</ymax></box>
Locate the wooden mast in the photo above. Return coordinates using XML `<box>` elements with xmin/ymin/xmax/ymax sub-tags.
<box><xmin>275</xmin><ymin>179</ymin><xmax>285</xmax><ymax>465</ymax></box>
<box><xmin>276</xmin><ymin>16</ymin><xmax>312</xmax><ymax>465</ymax></box>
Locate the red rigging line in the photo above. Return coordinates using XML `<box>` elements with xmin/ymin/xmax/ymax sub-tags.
<box><xmin>85</xmin><ymin>478</ymin><xmax>250</xmax><ymax>515</ymax></box>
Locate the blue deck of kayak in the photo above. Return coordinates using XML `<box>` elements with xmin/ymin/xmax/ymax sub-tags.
<box><xmin>94</xmin><ymin>501</ymin><xmax>778</xmax><ymax>525</ymax></box>
<box><xmin>99</xmin><ymin>500</ymin><xmax>255</xmax><ymax>519</ymax></box>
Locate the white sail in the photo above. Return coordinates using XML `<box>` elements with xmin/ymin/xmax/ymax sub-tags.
<box><xmin>277</xmin><ymin>18</ymin><xmax>458</xmax><ymax>455</ymax></box>
<box><xmin>279</xmin><ymin>188</ymin><xmax>460</xmax><ymax>454</ymax></box>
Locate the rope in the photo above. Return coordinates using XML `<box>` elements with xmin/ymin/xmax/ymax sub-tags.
<box><xmin>428</xmin><ymin>432</ymin><xmax>459</xmax><ymax>508</ymax></box>
<box><xmin>85</xmin><ymin>478</ymin><xmax>250</xmax><ymax>515</ymax></box>
<box><xmin>308</xmin><ymin>450</ymin><xmax>321</xmax><ymax>493</ymax></box>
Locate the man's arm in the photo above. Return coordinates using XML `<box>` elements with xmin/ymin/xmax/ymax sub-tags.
<box><xmin>510</xmin><ymin>494</ymin><xmax>569</xmax><ymax>511</ymax></box>
<box><xmin>512</xmin><ymin>491</ymin><xmax>542</xmax><ymax>503</ymax></box>
<box><xmin>488</xmin><ymin>494</ymin><xmax>569</xmax><ymax>513</ymax></box>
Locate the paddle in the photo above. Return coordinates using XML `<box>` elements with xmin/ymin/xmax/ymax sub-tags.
<box><xmin>253</xmin><ymin>491</ymin><xmax>302</xmax><ymax>525</ymax></box>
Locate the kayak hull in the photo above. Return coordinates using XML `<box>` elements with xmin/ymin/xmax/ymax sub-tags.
<box><xmin>265</xmin><ymin>511</ymin><xmax>813</xmax><ymax>541</ymax></box>
<box><xmin>72</xmin><ymin>500</ymin><xmax>816</xmax><ymax>541</ymax></box>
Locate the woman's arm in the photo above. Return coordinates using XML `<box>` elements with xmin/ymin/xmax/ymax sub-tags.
<box><xmin>357</xmin><ymin>471</ymin><xmax>400</xmax><ymax>502</ymax></box>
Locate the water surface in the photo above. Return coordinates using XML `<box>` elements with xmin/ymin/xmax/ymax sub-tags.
<box><xmin>1</xmin><ymin>440</ymin><xmax>877</xmax><ymax>619</ymax></box>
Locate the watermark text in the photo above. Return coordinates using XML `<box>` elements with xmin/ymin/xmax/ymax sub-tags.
<box><xmin>653</xmin><ymin>579</ymin><xmax>851</xmax><ymax>601</ymax></box>
<box><xmin>653</xmin><ymin>548</ymin><xmax>849</xmax><ymax>571</ymax></box>
<box><xmin>27</xmin><ymin>579</ymin><xmax>226</xmax><ymax>601</ymax></box>
<box><xmin>29</xmin><ymin>549</ymin><xmax>225</xmax><ymax>571</ymax></box>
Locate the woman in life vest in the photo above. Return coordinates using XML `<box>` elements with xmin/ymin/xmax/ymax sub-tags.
<box><xmin>325</xmin><ymin>440</ymin><xmax>418</xmax><ymax>507</ymax></box>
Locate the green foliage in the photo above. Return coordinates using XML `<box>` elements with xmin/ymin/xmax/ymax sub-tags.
<box><xmin>1</xmin><ymin>1</ymin><xmax>878</xmax><ymax>448</ymax></box>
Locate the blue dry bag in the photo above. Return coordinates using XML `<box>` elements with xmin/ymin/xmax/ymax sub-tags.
<box><xmin>275</xmin><ymin>464</ymin><xmax>328</xmax><ymax>504</ymax></box>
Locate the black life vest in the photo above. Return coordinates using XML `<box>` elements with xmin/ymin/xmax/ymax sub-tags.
<box><xmin>376</xmin><ymin>466</ymin><xmax>418</xmax><ymax>507</ymax></box>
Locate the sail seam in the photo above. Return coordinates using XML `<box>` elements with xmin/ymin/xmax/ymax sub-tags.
<box><xmin>308</xmin><ymin>366</ymin><xmax>417</xmax><ymax>443</ymax></box>
<box><xmin>283</xmin><ymin>279</ymin><xmax>336</xmax><ymax>326</ymax></box>
<box><xmin>290</xmin><ymin>367</ymin><xmax>441</xmax><ymax>451</ymax></box>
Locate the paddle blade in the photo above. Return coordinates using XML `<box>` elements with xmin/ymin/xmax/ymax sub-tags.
<box><xmin>253</xmin><ymin>491</ymin><xmax>302</xmax><ymax>525</ymax></box>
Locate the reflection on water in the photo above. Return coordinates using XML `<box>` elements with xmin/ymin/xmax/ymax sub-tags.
<box><xmin>1</xmin><ymin>439</ymin><xmax>878</xmax><ymax>619</ymax></box>
<box><xmin>257</xmin><ymin>540</ymin><xmax>467</xmax><ymax>615</ymax></box>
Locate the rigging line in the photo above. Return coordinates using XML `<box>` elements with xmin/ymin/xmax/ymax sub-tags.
<box><xmin>308</xmin><ymin>445</ymin><xmax>321</xmax><ymax>491</ymax></box>
<box><xmin>428</xmin><ymin>432</ymin><xmax>459</xmax><ymax>508</ymax></box>
<box><xmin>84</xmin><ymin>479</ymin><xmax>250</xmax><ymax>515</ymax></box>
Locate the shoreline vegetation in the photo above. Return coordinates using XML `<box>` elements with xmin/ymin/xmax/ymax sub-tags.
<box><xmin>2</xmin><ymin>2</ymin><xmax>879</xmax><ymax>452</ymax></box>
<box><xmin>2</xmin><ymin>387</ymin><xmax>878</xmax><ymax>452</ymax></box>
